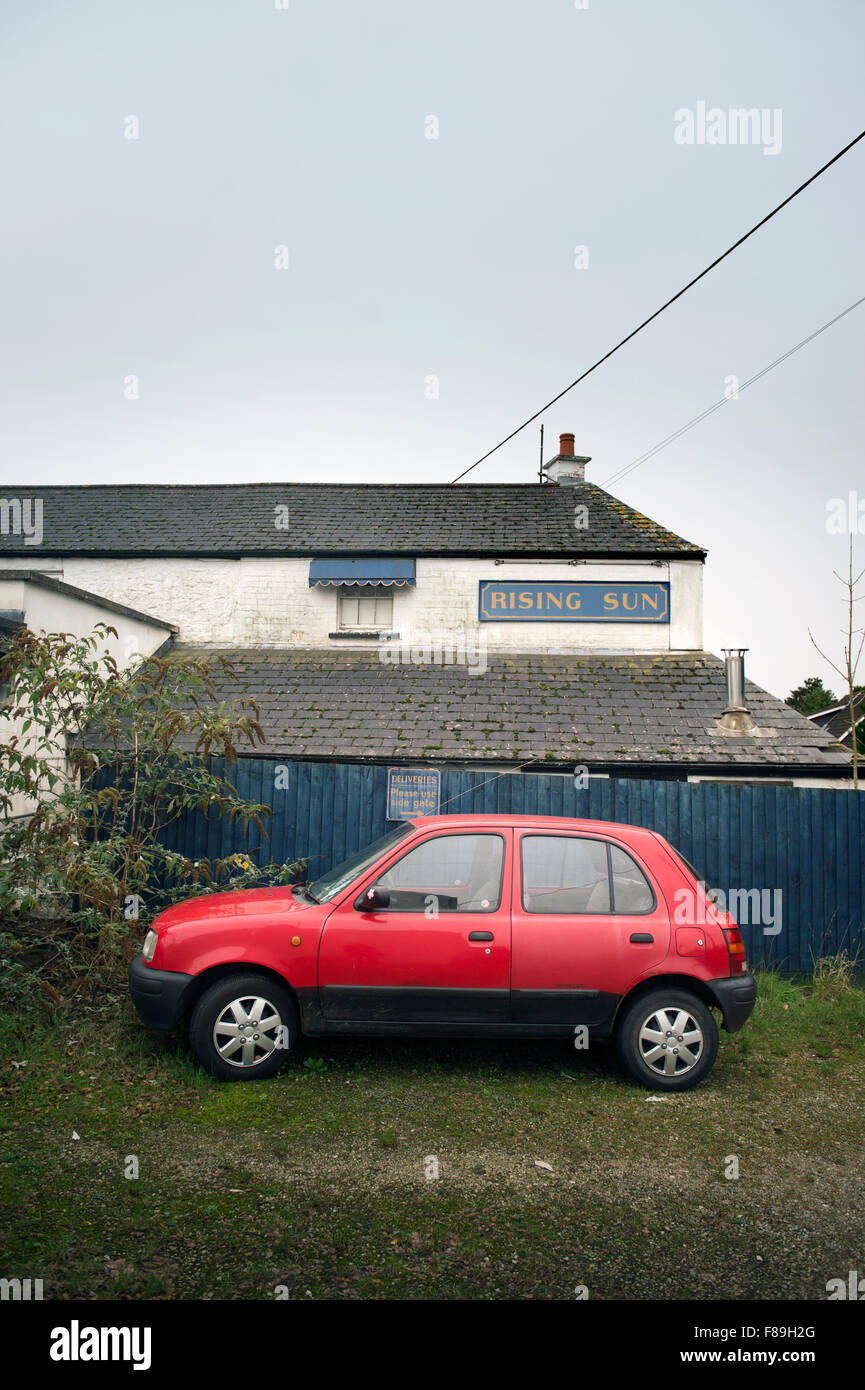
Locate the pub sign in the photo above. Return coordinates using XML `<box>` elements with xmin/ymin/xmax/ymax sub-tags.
<box><xmin>478</xmin><ymin>581</ymin><xmax>670</xmax><ymax>623</ymax></box>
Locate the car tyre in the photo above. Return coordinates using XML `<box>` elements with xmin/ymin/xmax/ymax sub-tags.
<box><xmin>189</xmin><ymin>973</ymin><xmax>298</xmax><ymax>1082</ymax></box>
<box><xmin>616</xmin><ymin>988</ymin><xmax>718</xmax><ymax>1091</ymax></box>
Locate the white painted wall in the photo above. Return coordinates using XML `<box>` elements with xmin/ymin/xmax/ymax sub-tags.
<box><xmin>0</xmin><ymin>576</ymin><xmax>173</xmax><ymax>819</ymax></box>
<box><xmin>0</xmin><ymin>576</ymin><xmax>173</xmax><ymax>667</ymax></box>
<box><xmin>40</xmin><ymin>555</ymin><xmax>704</xmax><ymax>652</ymax></box>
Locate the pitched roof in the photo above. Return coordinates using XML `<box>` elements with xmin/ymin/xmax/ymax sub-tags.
<box><xmin>809</xmin><ymin>692</ymin><xmax>865</xmax><ymax>743</ymax></box>
<box><xmin>0</xmin><ymin>483</ymin><xmax>705</xmax><ymax>559</ymax></box>
<box><xmin>155</xmin><ymin>647</ymin><xmax>849</xmax><ymax>772</ymax></box>
<box><xmin>0</xmin><ymin>570</ymin><xmax>178</xmax><ymax>632</ymax></box>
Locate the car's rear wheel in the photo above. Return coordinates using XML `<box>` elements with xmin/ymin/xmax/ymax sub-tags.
<box><xmin>189</xmin><ymin>973</ymin><xmax>298</xmax><ymax>1082</ymax></box>
<box><xmin>616</xmin><ymin>989</ymin><xmax>718</xmax><ymax>1091</ymax></box>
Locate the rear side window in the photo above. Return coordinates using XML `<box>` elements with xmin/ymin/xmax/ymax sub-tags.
<box><xmin>521</xmin><ymin>836</ymin><xmax>655</xmax><ymax>915</ymax></box>
<box><xmin>609</xmin><ymin>845</ymin><xmax>655</xmax><ymax>913</ymax></box>
<box><xmin>521</xmin><ymin>836</ymin><xmax>610</xmax><ymax>914</ymax></box>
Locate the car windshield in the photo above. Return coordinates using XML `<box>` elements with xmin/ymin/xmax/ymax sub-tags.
<box><xmin>306</xmin><ymin>823</ymin><xmax>416</xmax><ymax>903</ymax></box>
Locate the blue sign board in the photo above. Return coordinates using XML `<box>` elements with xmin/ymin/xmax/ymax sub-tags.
<box><xmin>387</xmin><ymin>768</ymin><xmax>441</xmax><ymax>820</ymax></box>
<box><xmin>478</xmin><ymin>580</ymin><xmax>670</xmax><ymax>623</ymax></box>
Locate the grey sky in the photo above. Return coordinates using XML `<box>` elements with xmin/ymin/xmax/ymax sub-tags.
<box><xmin>1</xmin><ymin>0</ymin><xmax>863</xmax><ymax>700</ymax></box>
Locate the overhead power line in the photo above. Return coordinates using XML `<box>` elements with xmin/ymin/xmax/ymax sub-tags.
<box><xmin>600</xmin><ymin>294</ymin><xmax>865</xmax><ymax>490</ymax></box>
<box><xmin>450</xmin><ymin>128</ymin><xmax>865</xmax><ymax>485</ymax></box>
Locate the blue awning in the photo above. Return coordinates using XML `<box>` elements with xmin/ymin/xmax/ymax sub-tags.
<box><xmin>308</xmin><ymin>557</ymin><xmax>416</xmax><ymax>588</ymax></box>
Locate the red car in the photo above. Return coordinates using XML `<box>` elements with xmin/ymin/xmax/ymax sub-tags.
<box><xmin>129</xmin><ymin>814</ymin><xmax>756</xmax><ymax>1090</ymax></box>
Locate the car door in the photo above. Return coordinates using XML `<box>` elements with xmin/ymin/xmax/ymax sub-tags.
<box><xmin>317</xmin><ymin>829</ymin><xmax>512</xmax><ymax>1026</ymax></box>
<box><xmin>510</xmin><ymin>830</ymin><xmax>670</xmax><ymax>1029</ymax></box>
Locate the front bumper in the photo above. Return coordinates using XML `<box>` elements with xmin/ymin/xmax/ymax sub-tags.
<box><xmin>706</xmin><ymin>973</ymin><xmax>758</xmax><ymax>1033</ymax></box>
<box><xmin>128</xmin><ymin>954</ymin><xmax>196</xmax><ymax>1031</ymax></box>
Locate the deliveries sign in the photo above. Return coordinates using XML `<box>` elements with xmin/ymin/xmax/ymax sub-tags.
<box><xmin>387</xmin><ymin>768</ymin><xmax>441</xmax><ymax>820</ymax></box>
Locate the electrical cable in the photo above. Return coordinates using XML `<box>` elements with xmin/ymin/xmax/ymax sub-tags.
<box><xmin>450</xmin><ymin>129</ymin><xmax>865</xmax><ymax>485</ymax></box>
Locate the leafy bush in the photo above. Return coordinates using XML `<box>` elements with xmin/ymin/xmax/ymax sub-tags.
<box><xmin>0</xmin><ymin>624</ymin><xmax>304</xmax><ymax>1003</ymax></box>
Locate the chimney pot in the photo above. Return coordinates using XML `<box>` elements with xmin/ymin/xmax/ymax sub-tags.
<box><xmin>542</xmin><ymin>431</ymin><xmax>589</xmax><ymax>485</ymax></box>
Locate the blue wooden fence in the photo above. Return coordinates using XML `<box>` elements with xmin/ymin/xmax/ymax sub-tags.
<box><xmin>159</xmin><ymin>759</ymin><xmax>865</xmax><ymax>975</ymax></box>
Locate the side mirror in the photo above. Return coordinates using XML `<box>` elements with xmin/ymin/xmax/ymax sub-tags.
<box><xmin>354</xmin><ymin>885</ymin><xmax>390</xmax><ymax>911</ymax></box>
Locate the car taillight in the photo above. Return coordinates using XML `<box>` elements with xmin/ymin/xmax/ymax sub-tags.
<box><xmin>723</xmin><ymin>926</ymin><xmax>748</xmax><ymax>974</ymax></box>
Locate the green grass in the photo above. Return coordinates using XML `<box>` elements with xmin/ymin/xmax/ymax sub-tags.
<box><xmin>1</xmin><ymin>966</ymin><xmax>864</xmax><ymax>1300</ymax></box>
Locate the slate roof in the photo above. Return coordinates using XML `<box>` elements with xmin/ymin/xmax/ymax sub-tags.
<box><xmin>0</xmin><ymin>483</ymin><xmax>704</xmax><ymax>559</ymax></box>
<box><xmin>809</xmin><ymin>693</ymin><xmax>865</xmax><ymax>745</ymax></box>
<box><xmin>158</xmin><ymin>648</ymin><xmax>850</xmax><ymax>772</ymax></box>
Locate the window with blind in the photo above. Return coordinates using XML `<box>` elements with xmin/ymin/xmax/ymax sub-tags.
<box><xmin>338</xmin><ymin>584</ymin><xmax>394</xmax><ymax>629</ymax></box>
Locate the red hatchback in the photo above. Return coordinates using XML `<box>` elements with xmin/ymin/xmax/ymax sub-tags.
<box><xmin>129</xmin><ymin>814</ymin><xmax>757</xmax><ymax>1090</ymax></box>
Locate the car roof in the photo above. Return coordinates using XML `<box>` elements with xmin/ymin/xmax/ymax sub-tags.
<box><xmin>407</xmin><ymin>813</ymin><xmax>658</xmax><ymax>838</ymax></box>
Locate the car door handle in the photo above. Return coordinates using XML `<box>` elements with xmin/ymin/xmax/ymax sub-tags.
<box><xmin>468</xmin><ymin>931</ymin><xmax>494</xmax><ymax>941</ymax></box>
<box><xmin>629</xmin><ymin>933</ymin><xmax>654</xmax><ymax>944</ymax></box>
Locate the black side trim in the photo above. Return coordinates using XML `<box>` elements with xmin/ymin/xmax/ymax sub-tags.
<box><xmin>320</xmin><ymin>984</ymin><xmax>509</xmax><ymax>1024</ymax></box>
<box><xmin>322</xmin><ymin>1020</ymin><xmax>606</xmax><ymax>1039</ymax></box>
<box><xmin>509</xmin><ymin>987</ymin><xmax>618</xmax><ymax>1029</ymax></box>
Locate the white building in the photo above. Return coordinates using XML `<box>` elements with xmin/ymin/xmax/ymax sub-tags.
<box><xmin>0</xmin><ymin>437</ymin><xmax>852</xmax><ymax>787</ymax></box>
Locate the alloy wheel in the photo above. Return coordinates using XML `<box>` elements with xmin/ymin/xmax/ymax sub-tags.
<box><xmin>212</xmin><ymin>994</ymin><xmax>284</xmax><ymax>1069</ymax></box>
<box><xmin>637</xmin><ymin>1006</ymin><xmax>704</xmax><ymax>1078</ymax></box>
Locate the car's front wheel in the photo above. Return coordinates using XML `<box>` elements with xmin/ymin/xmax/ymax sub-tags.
<box><xmin>189</xmin><ymin>973</ymin><xmax>298</xmax><ymax>1081</ymax></box>
<box><xmin>616</xmin><ymin>989</ymin><xmax>718</xmax><ymax>1091</ymax></box>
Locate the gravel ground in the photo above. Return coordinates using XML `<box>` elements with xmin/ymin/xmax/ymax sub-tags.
<box><xmin>2</xmin><ymin>981</ymin><xmax>864</xmax><ymax>1300</ymax></box>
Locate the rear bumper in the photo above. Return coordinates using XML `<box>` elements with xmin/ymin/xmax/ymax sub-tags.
<box><xmin>705</xmin><ymin>973</ymin><xmax>758</xmax><ymax>1033</ymax></box>
<box><xmin>128</xmin><ymin>954</ymin><xmax>196</xmax><ymax>1031</ymax></box>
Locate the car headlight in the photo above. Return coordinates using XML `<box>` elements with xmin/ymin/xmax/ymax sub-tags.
<box><xmin>142</xmin><ymin>929</ymin><xmax>158</xmax><ymax>963</ymax></box>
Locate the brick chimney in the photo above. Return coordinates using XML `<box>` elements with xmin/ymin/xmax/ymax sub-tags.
<box><xmin>542</xmin><ymin>432</ymin><xmax>590</xmax><ymax>485</ymax></box>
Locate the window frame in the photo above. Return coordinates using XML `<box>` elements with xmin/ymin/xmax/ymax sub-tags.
<box><xmin>337</xmin><ymin>583</ymin><xmax>394</xmax><ymax>631</ymax></box>
<box><xmin>519</xmin><ymin>833</ymin><xmax>657</xmax><ymax>917</ymax></box>
<box><xmin>607</xmin><ymin>841</ymin><xmax>657</xmax><ymax>916</ymax></box>
<box><xmin>371</xmin><ymin>831</ymin><xmax>506</xmax><ymax>915</ymax></box>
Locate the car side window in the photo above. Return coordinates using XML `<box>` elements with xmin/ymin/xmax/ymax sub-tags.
<box><xmin>521</xmin><ymin>836</ymin><xmax>610</xmax><ymax>914</ymax></box>
<box><xmin>609</xmin><ymin>844</ymin><xmax>655</xmax><ymax>913</ymax></box>
<box><xmin>375</xmin><ymin>834</ymin><xmax>504</xmax><ymax>913</ymax></box>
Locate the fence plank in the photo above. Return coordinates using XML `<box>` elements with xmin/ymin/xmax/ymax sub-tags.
<box><xmin>148</xmin><ymin>759</ymin><xmax>863</xmax><ymax>975</ymax></box>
